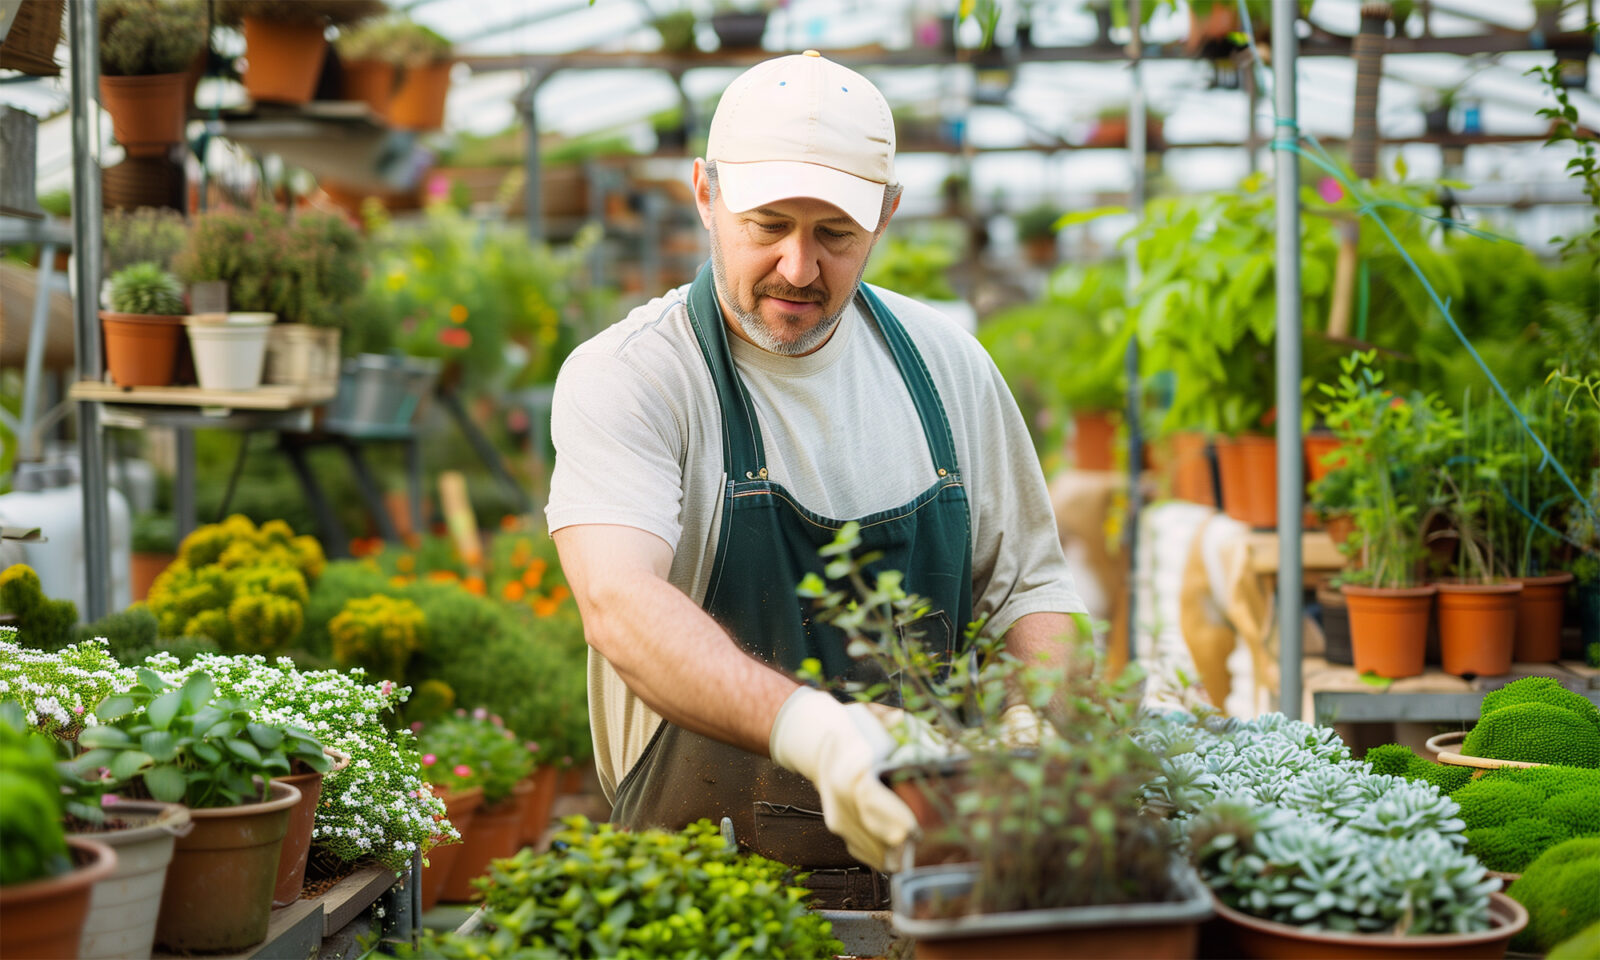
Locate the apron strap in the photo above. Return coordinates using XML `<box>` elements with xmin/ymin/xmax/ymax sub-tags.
<box><xmin>684</xmin><ymin>262</ymin><xmax>963</xmax><ymax>485</ymax></box>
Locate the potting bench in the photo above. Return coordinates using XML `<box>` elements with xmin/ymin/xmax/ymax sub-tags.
<box><xmin>1303</xmin><ymin>657</ymin><xmax>1600</xmax><ymax>725</ymax></box>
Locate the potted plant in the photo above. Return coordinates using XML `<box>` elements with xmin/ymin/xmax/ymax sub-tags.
<box><xmin>651</xmin><ymin>9</ymin><xmax>698</xmax><ymax>53</ymax></box>
<box><xmin>1014</xmin><ymin>202</ymin><xmax>1062</xmax><ymax>267</ymax></box>
<box><xmin>70</xmin><ymin>669</ymin><xmax>328</xmax><ymax>953</ymax></box>
<box><xmin>417</xmin><ymin>710</ymin><xmax>534</xmax><ymax>904</ymax></box>
<box><xmin>0</xmin><ymin>705</ymin><xmax>118</xmax><ymax>960</ymax></box>
<box><xmin>335</xmin><ymin>18</ymin><xmax>454</xmax><ymax>131</ymax></box>
<box><xmin>1433</xmin><ymin>391</ymin><xmax>1522</xmax><ymax>677</ymax></box>
<box><xmin>215</xmin><ymin>0</ymin><xmax>385</xmax><ymax>106</ymax></box>
<box><xmin>101</xmin><ymin>261</ymin><xmax>187</xmax><ymax>388</ymax></box>
<box><xmin>709</xmin><ymin>0</ymin><xmax>772</xmax><ymax>50</ymax></box>
<box><xmin>97</xmin><ymin>0</ymin><xmax>204</xmax><ymax>158</ymax></box>
<box><xmin>331</xmin><ymin>18</ymin><xmax>400</xmax><ymax>119</ymax></box>
<box><xmin>1316</xmin><ymin>352</ymin><xmax>1456</xmax><ymax>678</ymax></box>
<box><xmin>1084</xmin><ymin>106</ymin><xmax>1165</xmax><ymax>150</ymax></box>
<box><xmin>129</xmin><ymin>511</ymin><xmax>175</xmax><ymax>603</ymax></box>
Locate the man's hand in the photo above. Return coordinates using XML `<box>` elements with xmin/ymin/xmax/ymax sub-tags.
<box><xmin>769</xmin><ymin>687</ymin><xmax>919</xmax><ymax>872</ymax></box>
<box><xmin>999</xmin><ymin>703</ymin><xmax>1049</xmax><ymax>748</ymax></box>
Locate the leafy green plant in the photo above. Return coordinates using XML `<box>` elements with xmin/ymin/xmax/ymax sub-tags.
<box><xmin>0</xmin><ymin>565</ymin><xmax>79</xmax><ymax>653</ymax></box>
<box><xmin>1362</xmin><ymin>742</ymin><xmax>1475</xmax><ymax>793</ymax></box>
<box><xmin>174</xmin><ymin>207</ymin><xmax>365</xmax><ymax>328</ymax></box>
<box><xmin>99</xmin><ymin>0</ymin><xmax>205</xmax><ymax>76</ymax></box>
<box><xmin>416</xmin><ymin>710</ymin><xmax>533</xmax><ymax>807</ymax></box>
<box><xmin>1462</xmin><ymin>704</ymin><xmax>1600</xmax><ymax>768</ymax></box>
<box><xmin>0</xmin><ymin>701</ymin><xmax>72</xmax><ymax>886</ymax></box>
<box><xmin>73</xmin><ymin>668</ymin><xmax>329</xmax><ymax>807</ymax></box>
<box><xmin>404</xmin><ymin>818</ymin><xmax>843</xmax><ymax>958</ymax></box>
<box><xmin>863</xmin><ymin>234</ymin><xmax>958</xmax><ymax>301</ymax></box>
<box><xmin>334</xmin><ymin>16</ymin><xmax>452</xmax><ymax>66</ymax></box>
<box><xmin>107</xmin><ymin>262</ymin><xmax>186</xmax><ymax>316</ymax></box>
<box><xmin>131</xmin><ymin>511</ymin><xmax>176</xmax><ymax>555</ymax></box>
<box><xmin>1455</xmin><ymin>764</ymin><xmax>1600</xmax><ymax>871</ymax></box>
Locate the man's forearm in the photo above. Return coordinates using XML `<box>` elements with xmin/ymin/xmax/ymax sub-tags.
<box><xmin>1001</xmin><ymin>611</ymin><xmax>1087</xmax><ymax>720</ymax></box>
<box><xmin>582</xmin><ymin>574</ymin><xmax>798</xmax><ymax>757</ymax></box>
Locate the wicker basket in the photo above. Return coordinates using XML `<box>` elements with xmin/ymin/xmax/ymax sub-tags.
<box><xmin>263</xmin><ymin>324</ymin><xmax>341</xmax><ymax>392</ymax></box>
<box><xmin>0</xmin><ymin>0</ymin><xmax>65</xmax><ymax>77</ymax></box>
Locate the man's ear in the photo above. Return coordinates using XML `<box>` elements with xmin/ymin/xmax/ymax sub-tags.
<box><xmin>692</xmin><ymin>158</ymin><xmax>716</xmax><ymax>231</ymax></box>
<box><xmin>873</xmin><ymin>192</ymin><xmax>903</xmax><ymax>242</ymax></box>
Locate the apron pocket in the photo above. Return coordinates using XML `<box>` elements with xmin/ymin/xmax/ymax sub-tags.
<box><xmin>752</xmin><ymin>801</ymin><xmax>858</xmax><ymax>869</ymax></box>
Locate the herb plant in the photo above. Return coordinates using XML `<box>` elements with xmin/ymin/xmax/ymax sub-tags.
<box><xmin>107</xmin><ymin>262</ymin><xmax>187</xmax><ymax>316</ymax></box>
<box><xmin>73</xmin><ymin>668</ymin><xmax>329</xmax><ymax>808</ymax></box>
<box><xmin>98</xmin><ymin>0</ymin><xmax>206</xmax><ymax>76</ymax></box>
<box><xmin>405</xmin><ymin>818</ymin><xmax>843</xmax><ymax>959</ymax></box>
<box><xmin>0</xmin><ymin>702</ymin><xmax>71</xmax><ymax>886</ymax></box>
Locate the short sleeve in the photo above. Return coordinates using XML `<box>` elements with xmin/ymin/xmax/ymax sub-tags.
<box><xmin>545</xmin><ymin>350</ymin><xmax>686</xmax><ymax>551</ymax></box>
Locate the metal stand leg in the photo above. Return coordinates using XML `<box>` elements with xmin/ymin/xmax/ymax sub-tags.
<box><xmin>174</xmin><ymin>428</ymin><xmax>197</xmax><ymax>543</ymax></box>
<box><xmin>340</xmin><ymin>439</ymin><xmax>401</xmax><ymax>543</ymax></box>
<box><xmin>282</xmin><ymin>439</ymin><xmax>350</xmax><ymax>559</ymax></box>
<box><xmin>436</xmin><ymin>387</ymin><xmax>533</xmax><ymax>514</ymax></box>
<box><xmin>216</xmin><ymin>431</ymin><xmax>251</xmax><ymax>521</ymax></box>
<box><xmin>405</xmin><ymin>437</ymin><xmax>425</xmax><ymax>539</ymax></box>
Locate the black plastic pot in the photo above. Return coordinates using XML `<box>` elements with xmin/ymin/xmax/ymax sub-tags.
<box><xmin>710</xmin><ymin>11</ymin><xmax>768</xmax><ymax>49</ymax></box>
<box><xmin>1316</xmin><ymin>581</ymin><xmax>1353</xmax><ymax>666</ymax></box>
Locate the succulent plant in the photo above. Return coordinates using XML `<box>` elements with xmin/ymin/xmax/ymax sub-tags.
<box><xmin>107</xmin><ymin>261</ymin><xmax>186</xmax><ymax>316</ymax></box>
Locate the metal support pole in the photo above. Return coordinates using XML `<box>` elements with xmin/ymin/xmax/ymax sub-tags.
<box><xmin>20</xmin><ymin>239</ymin><xmax>57</xmax><ymax>461</ymax></box>
<box><xmin>520</xmin><ymin>70</ymin><xmax>543</xmax><ymax>243</ymax></box>
<box><xmin>70</xmin><ymin>0</ymin><xmax>111</xmax><ymax>622</ymax></box>
<box><xmin>174</xmin><ymin>428</ymin><xmax>196</xmax><ymax>540</ymax></box>
<box><xmin>1122</xmin><ymin>0</ymin><xmax>1146</xmax><ymax>665</ymax></box>
<box><xmin>1273</xmin><ymin>9</ymin><xmax>1304</xmax><ymax>721</ymax></box>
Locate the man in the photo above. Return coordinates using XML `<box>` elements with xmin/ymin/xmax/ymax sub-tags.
<box><xmin>548</xmin><ymin>51</ymin><xmax>1084</xmax><ymax>908</ymax></box>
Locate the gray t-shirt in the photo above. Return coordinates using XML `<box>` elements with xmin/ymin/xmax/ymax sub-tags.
<box><xmin>547</xmin><ymin>282</ymin><xmax>1084</xmax><ymax>799</ymax></box>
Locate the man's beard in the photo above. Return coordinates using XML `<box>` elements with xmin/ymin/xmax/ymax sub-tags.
<box><xmin>708</xmin><ymin>220</ymin><xmax>864</xmax><ymax>357</ymax></box>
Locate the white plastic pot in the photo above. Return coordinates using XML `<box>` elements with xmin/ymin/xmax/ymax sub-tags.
<box><xmin>71</xmin><ymin>802</ymin><xmax>191</xmax><ymax>960</ymax></box>
<box><xmin>186</xmin><ymin>315</ymin><xmax>272</xmax><ymax>391</ymax></box>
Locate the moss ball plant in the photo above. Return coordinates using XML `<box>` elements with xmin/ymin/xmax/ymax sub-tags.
<box><xmin>1454</xmin><ymin>767</ymin><xmax>1600</xmax><ymax>872</ymax></box>
<box><xmin>1481</xmin><ymin>678</ymin><xmax>1600</xmax><ymax>736</ymax></box>
<box><xmin>1508</xmin><ymin>838</ymin><xmax>1600</xmax><ymax>953</ymax></box>
<box><xmin>1363</xmin><ymin>743</ymin><xmax>1476</xmax><ymax>794</ymax></box>
<box><xmin>1461</xmin><ymin>702</ymin><xmax>1600</xmax><ymax>768</ymax></box>
<box><xmin>1549</xmin><ymin>920</ymin><xmax>1600</xmax><ymax>959</ymax></box>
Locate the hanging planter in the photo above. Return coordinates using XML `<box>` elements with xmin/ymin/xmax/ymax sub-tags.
<box><xmin>68</xmin><ymin>802</ymin><xmax>191</xmax><ymax>960</ymax></box>
<box><xmin>1342</xmin><ymin>583</ymin><xmax>1436</xmax><ymax>678</ymax></box>
<box><xmin>239</xmin><ymin>17</ymin><xmax>328</xmax><ymax>105</ymax></box>
<box><xmin>420</xmin><ymin>786</ymin><xmax>482</xmax><ymax>914</ymax></box>
<box><xmin>99</xmin><ymin>75</ymin><xmax>189</xmax><ymax>157</ymax></box>
<box><xmin>335</xmin><ymin>17</ymin><xmax>453</xmax><ymax>129</ymax></box>
<box><xmin>0</xmin><ymin>837</ymin><xmax>118</xmax><ymax>960</ymax></box>
<box><xmin>1435</xmin><ymin>580</ymin><xmax>1521</xmax><ymax>677</ymax></box>
<box><xmin>389</xmin><ymin>61</ymin><xmax>453</xmax><ymax>131</ymax></box>
<box><xmin>339</xmin><ymin>59</ymin><xmax>397</xmax><ymax>118</ymax></box>
<box><xmin>155</xmin><ymin>781</ymin><xmax>301</xmax><ymax>953</ymax></box>
<box><xmin>185</xmin><ymin>313</ymin><xmax>273</xmax><ymax>391</ymax></box>
<box><xmin>710</xmin><ymin>10</ymin><xmax>770</xmax><ymax>49</ymax></box>
<box><xmin>272</xmin><ymin>748</ymin><xmax>350</xmax><ymax>908</ymax></box>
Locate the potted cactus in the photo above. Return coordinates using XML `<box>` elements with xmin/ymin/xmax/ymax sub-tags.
<box><xmin>97</xmin><ymin>0</ymin><xmax>206</xmax><ymax>157</ymax></box>
<box><xmin>100</xmin><ymin>261</ymin><xmax>187</xmax><ymax>387</ymax></box>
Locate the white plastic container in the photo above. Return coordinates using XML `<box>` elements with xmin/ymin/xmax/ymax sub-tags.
<box><xmin>186</xmin><ymin>313</ymin><xmax>273</xmax><ymax>391</ymax></box>
<box><xmin>0</xmin><ymin>481</ymin><xmax>132</xmax><ymax>620</ymax></box>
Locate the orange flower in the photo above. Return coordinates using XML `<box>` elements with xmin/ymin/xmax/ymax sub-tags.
<box><xmin>547</xmin><ymin>584</ymin><xmax>570</xmax><ymax>603</ymax></box>
<box><xmin>502</xmin><ymin>581</ymin><xmax>526</xmax><ymax>602</ymax></box>
<box><xmin>499</xmin><ymin>514</ymin><xmax>519</xmax><ymax>531</ymax></box>
<box><xmin>389</xmin><ymin>575</ymin><xmax>412</xmax><ymax>587</ymax></box>
<box><xmin>463</xmin><ymin>576</ymin><xmax>486</xmax><ymax>596</ymax></box>
<box><xmin>521</xmin><ymin>557</ymin><xmax>548</xmax><ymax>589</ymax></box>
<box><xmin>449</xmin><ymin>303</ymin><xmax>469</xmax><ymax>325</ymax></box>
<box><xmin>427</xmin><ymin>570</ymin><xmax>460</xmax><ymax>583</ymax></box>
<box><xmin>396</xmin><ymin>554</ymin><xmax>416</xmax><ymax>573</ymax></box>
<box><xmin>532</xmin><ymin>597</ymin><xmax>560</xmax><ymax>618</ymax></box>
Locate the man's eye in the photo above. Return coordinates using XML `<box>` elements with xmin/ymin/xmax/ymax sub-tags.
<box><xmin>820</xmin><ymin>228</ymin><xmax>851</xmax><ymax>240</ymax></box>
<box><xmin>756</xmin><ymin>222</ymin><xmax>786</xmax><ymax>233</ymax></box>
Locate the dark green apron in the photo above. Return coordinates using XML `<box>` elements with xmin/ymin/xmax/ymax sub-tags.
<box><xmin>611</xmin><ymin>263</ymin><xmax>973</xmax><ymax>899</ymax></box>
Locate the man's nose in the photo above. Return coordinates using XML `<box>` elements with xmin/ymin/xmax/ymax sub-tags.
<box><xmin>773</xmin><ymin>231</ymin><xmax>821</xmax><ymax>290</ymax></box>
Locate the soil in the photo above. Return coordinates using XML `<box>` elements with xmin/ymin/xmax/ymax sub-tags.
<box><xmin>301</xmin><ymin>851</ymin><xmax>366</xmax><ymax>898</ymax></box>
<box><xmin>63</xmin><ymin>813</ymin><xmax>141</xmax><ymax>833</ymax></box>
<box><xmin>914</xmin><ymin>888</ymin><xmax>976</xmax><ymax>921</ymax></box>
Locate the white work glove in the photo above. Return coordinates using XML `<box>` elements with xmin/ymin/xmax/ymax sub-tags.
<box><xmin>999</xmin><ymin>703</ymin><xmax>1050</xmax><ymax>749</ymax></box>
<box><xmin>769</xmin><ymin>687</ymin><xmax>920</xmax><ymax>873</ymax></box>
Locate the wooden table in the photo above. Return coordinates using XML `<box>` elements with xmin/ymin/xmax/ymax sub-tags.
<box><xmin>1303</xmin><ymin>656</ymin><xmax>1600</xmax><ymax>725</ymax></box>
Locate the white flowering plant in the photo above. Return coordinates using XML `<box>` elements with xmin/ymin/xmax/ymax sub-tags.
<box><xmin>0</xmin><ymin>630</ymin><xmax>135</xmax><ymax>738</ymax></box>
<box><xmin>139</xmin><ymin>651</ymin><xmax>454</xmax><ymax>874</ymax></box>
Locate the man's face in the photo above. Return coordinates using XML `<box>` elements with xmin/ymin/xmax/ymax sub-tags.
<box><xmin>695</xmin><ymin>161</ymin><xmax>891</xmax><ymax>357</ymax></box>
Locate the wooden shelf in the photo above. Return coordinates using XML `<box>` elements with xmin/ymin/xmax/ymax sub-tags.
<box><xmin>1304</xmin><ymin>656</ymin><xmax>1600</xmax><ymax>724</ymax></box>
<box><xmin>70</xmin><ymin>381</ymin><xmax>336</xmax><ymax>410</ymax></box>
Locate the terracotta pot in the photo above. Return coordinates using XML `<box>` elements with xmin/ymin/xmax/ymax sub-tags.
<box><xmin>271</xmin><ymin>748</ymin><xmax>349</xmax><ymax>907</ymax></box>
<box><xmin>1216</xmin><ymin>434</ymin><xmax>1278</xmax><ymax>528</ymax></box>
<box><xmin>0</xmin><ymin>837</ymin><xmax>118</xmax><ymax>960</ymax></box>
<box><xmin>1186</xmin><ymin>4</ymin><xmax>1241</xmax><ymax>56</ymax></box>
<box><xmin>154</xmin><ymin>780</ymin><xmax>300</xmax><ymax>953</ymax></box>
<box><xmin>101</xmin><ymin>311</ymin><xmax>183</xmax><ymax>387</ymax></box>
<box><xmin>1511</xmin><ymin>572</ymin><xmax>1573</xmax><ymax>663</ymax></box>
<box><xmin>440</xmin><ymin>783</ymin><xmax>529</xmax><ymax>903</ymax></box>
<box><xmin>388</xmin><ymin>60</ymin><xmax>452</xmax><ymax>131</ymax></box>
<box><xmin>1170</xmin><ymin>431</ymin><xmax>1215</xmax><ymax>506</ymax></box>
<box><xmin>1303</xmin><ymin>433</ymin><xmax>1345</xmax><ymax>484</ymax></box>
<box><xmin>1325</xmin><ymin>514</ymin><xmax>1356</xmax><ymax>550</ymax></box>
<box><xmin>1343</xmin><ymin>584</ymin><xmax>1436</xmax><ymax>679</ymax></box>
<box><xmin>240</xmin><ymin>17</ymin><xmax>327</xmax><ymax>105</ymax></box>
<box><xmin>1435</xmin><ymin>580</ymin><xmax>1521</xmax><ymax>677</ymax></box>
<box><xmin>1316</xmin><ymin>580</ymin><xmax>1352</xmax><ymax>666</ymax></box>
<box><xmin>883</xmin><ymin>760</ymin><xmax>981</xmax><ymax>867</ymax></box>
<box><xmin>1072</xmin><ymin>410</ymin><xmax>1117</xmax><ymax>471</ymax></box>
<box><xmin>70</xmin><ymin>801</ymin><xmax>189</xmax><ymax>960</ymax></box>
<box><xmin>561</xmin><ymin>764</ymin><xmax>585</xmax><ymax>795</ymax></box>
<box><xmin>99</xmin><ymin>73</ymin><xmax>188</xmax><ymax>157</ymax></box>
<box><xmin>420</xmin><ymin>786</ymin><xmax>482</xmax><ymax>913</ymax></box>
<box><xmin>340</xmin><ymin>59</ymin><xmax>396</xmax><ymax>119</ymax></box>
<box><xmin>130</xmin><ymin>551</ymin><xmax>173</xmax><ymax>602</ymax></box>
<box><xmin>1207</xmin><ymin>890</ymin><xmax>1526</xmax><ymax>959</ymax></box>
<box><xmin>517</xmin><ymin>766</ymin><xmax>560</xmax><ymax>846</ymax></box>
<box><xmin>1023</xmin><ymin>234</ymin><xmax>1057</xmax><ymax>267</ymax></box>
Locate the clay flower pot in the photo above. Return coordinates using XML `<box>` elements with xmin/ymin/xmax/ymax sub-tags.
<box><xmin>0</xmin><ymin>837</ymin><xmax>118</xmax><ymax>960</ymax></box>
<box><xmin>1343</xmin><ymin>584</ymin><xmax>1436</xmax><ymax>679</ymax></box>
<box><xmin>1511</xmin><ymin>572</ymin><xmax>1574</xmax><ymax>663</ymax></box>
<box><xmin>101</xmin><ymin>311</ymin><xmax>184</xmax><ymax>387</ymax></box>
<box><xmin>388</xmin><ymin>60</ymin><xmax>452</xmax><ymax>131</ymax></box>
<box><xmin>99</xmin><ymin>73</ymin><xmax>188</xmax><ymax>157</ymax></box>
<box><xmin>421</xmin><ymin>786</ymin><xmax>483</xmax><ymax>913</ymax></box>
<box><xmin>1435</xmin><ymin>580</ymin><xmax>1521</xmax><ymax>677</ymax></box>
<box><xmin>1170</xmin><ymin>431</ymin><xmax>1215</xmax><ymax>506</ymax></box>
<box><xmin>1215</xmin><ymin>434</ymin><xmax>1278</xmax><ymax>529</ymax></box>
<box><xmin>70</xmin><ymin>801</ymin><xmax>190</xmax><ymax>960</ymax></box>
<box><xmin>340</xmin><ymin>58</ymin><xmax>396</xmax><ymax>119</ymax></box>
<box><xmin>517</xmin><ymin>766</ymin><xmax>561</xmax><ymax>846</ymax></box>
<box><xmin>154</xmin><ymin>780</ymin><xmax>300</xmax><ymax>953</ymax></box>
<box><xmin>1207</xmin><ymin>890</ymin><xmax>1526</xmax><ymax>959</ymax></box>
<box><xmin>561</xmin><ymin>764</ymin><xmax>585</xmax><ymax>795</ymax></box>
<box><xmin>1302</xmin><ymin>433</ymin><xmax>1345</xmax><ymax>484</ymax></box>
<box><xmin>240</xmin><ymin>16</ymin><xmax>328</xmax><ymax>105</ymax></box>
<box><xmin>440</xmin><ymin>781</ymin><xmax>531</xmax><ymax>903</ymax></box>
<box><xmin>1071</xmin><ymin>410</ymin><xmax>1117</xmax><ymax>472</ymax></box>
<box><xmin>272</xmin><ymin>748</ymin><xmax>350</xmax><ymax>907</ymax></box>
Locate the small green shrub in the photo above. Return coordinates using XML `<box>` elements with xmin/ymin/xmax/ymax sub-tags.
<box><xmin>1481</xmin><ymin>678</ymin><xmax>1600</xmax><ymax>736</ymax></box>
<box><xmin>1363</xmin><ymin>743</ymin><xmax>1478</xmax><ymax>794</ymax></box>
<box><xmin>329</xmin><ymin>595</ymin><xmax>425</xmax><ymax>683</ymax></box>
<box><xmin>1549</xmin><ymin>919</ymin><xmax>1600</xmax><ymax>959</ymax></box>
<box><xmin>1508</xmin><ymin>838</ymin><xmax>1600</xmax><ymax>953</ymax></box>
<box><xmin>107</xmin><ymin>262</ymin><xmax>186</xmax><ymax>316</ymax></box>
<box><xmin>1466</xmin><ymin>818</ymin><xmax>1574</xmax><ymax>873</ymax></box>
<box><xmin>99</xmin><ymin>0</ymin><xmax>206</xmax><ymax>76</ymax></box>
<box><xmin>1461</xmin><ymin>702</ymin><xmax>1600</xmax><ymax>768</ymax></box>
<box><xmin>0</xmin><ymin>565</ymin><xmax>79</xmax><ymax>652</ymax></box>
<box><xmin>1455</xmin><ymin>767</ymin><xmax>1600</xmax><ymax>871</ymax></box>
<box><xmin>0</xmin><ymin>703</ymin><xmax>70</xmax><ymax>885</ymax></box>
<box><xmin>404</xmin><ymin>818</ymin><xmax>843</xmax><ymax>958</ymax></box>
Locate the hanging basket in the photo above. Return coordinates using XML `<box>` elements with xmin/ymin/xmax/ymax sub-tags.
<box><xmin>0</xmin><ymin>0</ymin><xmax>65</xmax><ymax>77</ymax></box>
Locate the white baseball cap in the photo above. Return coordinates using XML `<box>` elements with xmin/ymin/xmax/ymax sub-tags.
<box><xmin>706</xmin><ymin>50</ymin><xmax>896</xmax><ymax>232</ymax></box>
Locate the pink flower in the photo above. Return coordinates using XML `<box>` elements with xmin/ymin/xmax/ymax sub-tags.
<box><xmin>489</xmin><ymin>714</ymin><xmax>503</xmax><ymax>728</ymax></box>
<box><xmin>73</xmin><ymin>705</ymin><xmax>84</xmax><ymax>715</ymax></box>
<box><xmin>421</xmin><ymin>753</ymin><xmax>437</xmax><ymax>766</ymax></box>
<box><xmin>101</xmin><ymin>794</ymin><xmax>120</xmax><ymax>807</ymax></box>
<box><xmin>381</xmin><ymin>681</ymin><xmax>394</xmax><ymax>696</ymax></box>
<box><xmin>525</xmin><ymin>741</ymin><xmax>540</xmax><ymax>753</ymax></box>
<box><xmin>503</xmin><ymin>729</ymin><xmax>515</xmax><ymax>740</ymax></box>
<box><xmin>454</xmin><ymin>708</ymin><xmax>467</xmax><ymax>718</ymax></box>
<box><xmin>453</xmin><ymin>764</ymin><xmax>472</xmax><ymax>778</ymax></box>
<box><xmin>410</xmin><ymin>721</ymin><xmax>423</xmax><ymax>733</ymax></box>
<box><xmin>472</xmin><ymin>707</ymin><xmax>488</xmax><ymax>722</ymax></box>
<box><xmin>1317</xmin><ymin>177</ymin><xmax>1345</xmax><ymax>204</ymax></box>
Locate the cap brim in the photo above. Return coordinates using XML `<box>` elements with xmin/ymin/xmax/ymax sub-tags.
<box><xmin>716</xmin><ymin>159</ymin><xmax>886</xmax><ymax>232</ymax></box>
